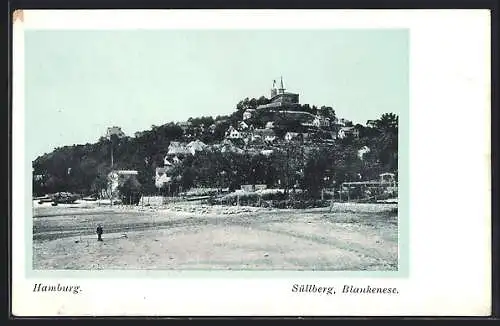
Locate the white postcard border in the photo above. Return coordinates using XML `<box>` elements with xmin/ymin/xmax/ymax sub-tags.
<box><xmin>12</xmin><ymin>9</ymin><xmax>491</xmax><ymax>316</ymax></box>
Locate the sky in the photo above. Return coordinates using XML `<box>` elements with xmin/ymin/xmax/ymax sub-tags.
<box><xmin>25</xmin><ymin>29</ymin><xmax>408</xmax><ymax>161</ymax></box>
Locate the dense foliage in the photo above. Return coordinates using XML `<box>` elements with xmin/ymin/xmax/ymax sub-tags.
<box><xmin>32</xmin><ymin>95</ymin><xmax>398</xmax><ymax>200</ymax></box>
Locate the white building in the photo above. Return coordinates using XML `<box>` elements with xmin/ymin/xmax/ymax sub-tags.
<box><xmin>357</xmin><ymin>146</ymin><xmax>371</xmax><ymax>160</ymax></box>
<box><xmin>167</xmin><ymin>141</ymin><xmax>190</xmax><ymax>156</ymax></box>
<box><xmin>155</xmin><ymin>167</ymin><xmax>172</xmax><ymax>189</ymax></box>
<box><xmin>225</xmin><ymin>126</ymin><xmax>242</xmax><ymax>139</ymax></box>
<box><xmin>107</xmin><ymin>170</ymin><xmax>138</xmax><ymax>197</ymax></box>
<box><xmin>238</xmin><ymin>121</ymin><xmax>249</xmax><ymax>130</ymax></box>
<box><xmin>338</xmin><ymin>126</ymin><xmax>359</xmax><ymax>139</ymax></box>
<box><xmin>285</xmin><ymin>132</ymin><xmax>300</xmax><ymax>142</ymax></box>
<box><xmin>186</xmin><ymin>140</ymin><xmax>207</xmax><ymax>155</ymax></box>
<box><xmin>243</xmin><ymin>109</ymin><xmax>255</xmax><ymax>120</ymax></box>
<box><xmin>106</xmin><ymin>126</ymin><xmax>126</xmax><ymax>139</ymax></box>
<box><xmin>265</xmin><ymin>121</ymin><xmax>275</xmax><ymax>129</ymax></box>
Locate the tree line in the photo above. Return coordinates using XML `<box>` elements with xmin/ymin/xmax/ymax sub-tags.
<box><xmin>32</xmin><ymin>95</ymin><xmax>398</xmax><ymax>199</ymax></box>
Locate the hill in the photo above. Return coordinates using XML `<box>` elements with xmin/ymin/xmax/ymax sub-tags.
<box><xmin>32</xmin><ymin>95</ymin><xmax>398</xmax><ymax>200</ymax></box>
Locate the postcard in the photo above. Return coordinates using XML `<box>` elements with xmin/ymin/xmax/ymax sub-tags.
<box><xmin>11</xmin><ymin>9</ymin><xmax>491</xmax><ymax>316</ymax></box>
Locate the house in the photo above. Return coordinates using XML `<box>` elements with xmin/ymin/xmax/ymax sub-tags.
<box><xmin>163</xmin><ymin>157</ymin><xmax>174</xmax><ymax>166</ymax></box>
<box><xmin>107</xmin><ymin>170</ymin><xmax>138</xmax><ymax>196</ymax></box>
<box><xmin>243</xmin><ymin>109</ymin><xmax>255</xmax><ymax>120</ymax></box>
<box><xmin>177</xmin><ymin>120</ymin><xmax>192</xmax><ymax>132</ymax></box>
<box><xmin>167</xmin><ymin>141</ymin><xmax>190</xmax><ymax>156</ymax></box>
<box><xmin>219</xmin><ymin>139</ymin><xmax>244</xmax><ymax>154</ymax></box>
<box><xmin>241</xmin><ymin>184</ymin><xmax>268</xmax><ymax>192</ymax></box>
<box><xmin>284</xmin><ymin>132</ymin><xmax>301</xmax><ymax>142</ymax></box>
<box><xmin>265</xmin><ymin>121</ymin><xmax>275</xmax><ymax>129</ymax></box>
<box><xmin>260</xmin><ymin>149</ymin><xmax>274</xmax><ymax>156</ymax></box>
<box><xmin>255</xmin><ymin>185</ymin><xmax>267</xmax><ymax>191</ymax></box>
<box><xmin>155</xmin><ymin>167</ymin><xmax>172</xmax><ymax>189</ymax></box>
<box><xmin>253</xmin><ymin>128</ymin><xmax>277</xmax><ymax>143</ymax></box>
<box><xmin>186</xmin><ymin>139</ymin><xmax>207</xmax><ymax>155</ymax></box>
<box><xmin>34</xmin><ymin>174</ymin><xmax>44</xmax><ymax>182</ymax></box>
<box><xmin>316</xmin><ymin>115</ymin><xmax>331</xmax><ymax>128</ymax></box>
<box><xmin>238</xmin><ymin>121</ymin><xmax>249</xmax><ymax>131</ymax></box>
<box><xmin>241</xmin><ymin>185</ymin><xmax>255</xmax><ymax>192</ymax></box>
<box><xmin>246</xmin><ymin>133</ymin><xmax>266</xmax><ymax>147</ymax></box>
<box><xmin>208</xmin><ymin>124</ymin><xmax>216</xmax><ymax>134</ymax></box>
<box><xmin>225</xmin><ymin>126</ymin><xmax>242</xmax><ymax>139</ymax></box>
<box><xmin>380</xmin><ymin>172</ymin><xmax>396</xmax><ymax>184</ymax></box>
<box><xmin>337</xmin><ymin>126</ymin><xmax>360</xmax><ymax>139</ymax></box>
<box><xmin>256</xmin><ymin>77</ymin><xmax>301</xmax><ymax>111</ymax></box>
<box><xmin>337</xmin><ymin>118</ymin><xmax>353</xmax><ymax>127</ymax></box>
<box><xmin>106</xmin><ymin>126</ymin><xmax>126</xmax><ymax>139</ymax></box>
<box><xmin>357</xmin><ymin>146</ymin><xmax>371</xmax><ymax>160</ymax></box>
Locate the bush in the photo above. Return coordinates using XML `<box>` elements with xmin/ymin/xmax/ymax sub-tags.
<box><xmin>260</xmin><ymin>191</ymin><xmax>287</xmax><ymax>201</ymax></box>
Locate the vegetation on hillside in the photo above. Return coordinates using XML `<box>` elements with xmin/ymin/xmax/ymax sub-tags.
<box><xmin>32</xmin><ymin>96</ymin><xmax>398</xmax><ymax>200</ymax></box>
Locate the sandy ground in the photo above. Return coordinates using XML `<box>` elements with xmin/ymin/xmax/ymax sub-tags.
<box><xmin>32</xmin><ymin>200</ymin><xmax>398</xmax><ymax>271</ymax></box>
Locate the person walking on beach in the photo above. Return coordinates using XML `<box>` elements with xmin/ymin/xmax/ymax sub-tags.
<box><xmin>96</xmin><ymin>224</ymin><xmax>103</xmax><ymax>241</ymax></box>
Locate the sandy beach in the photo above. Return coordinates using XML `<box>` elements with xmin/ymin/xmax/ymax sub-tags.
<box><xmin>32</xmin><ymin>200</ymin><xmax>398</xmax><ymax>271</ymax></box>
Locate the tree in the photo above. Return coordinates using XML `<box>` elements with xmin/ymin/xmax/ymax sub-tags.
<box><xmin>376</xmin><ymin>113</ymin><xmax>398</xmax><ymax>132</ymax></box>
<box><xmin>91</xmin><ymin>165</ymin><xmax>112</xmax><ymax>198</ymax></box>
<box><xmin>117</xmin><ymin>176</ymin><xmax>142</xmax><ymax>205</ymax></box>
<box><xmin>280</xmin><ymin>143</ymin><xmax>306</xmax><ymax>195</ymax></box>
<box><xmin>301</xmin><ymin>104</ymin><xmax>312</xmax><ymax>114</ymax></box>
<box><xmin>319</xmin><ymin>106</ymin><xmax>336</xmax><ymax>121</ymax></box>
<box><xmin>374</xmin><ymin>113</ymin><xmax>398</xmax><ymax>172</ymax></box>
<box><xmin>257</xmin><ymin>96</ymin><xmax>270</xmax><ymax>106</ymax></box>
<box><xmin>274</xmin><ymin>115</ymin><xmax>303</xmax><ymax>138</ymax></box>
<box><xmin>303</xmin><ymin>148</ymin><xmax>330</xmax><ymax>198</ymax></box>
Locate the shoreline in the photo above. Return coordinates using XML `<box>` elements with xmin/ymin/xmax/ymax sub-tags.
<box><xmin>33</xmin><ymin>199</ymin><xmax>398</xmax><ymax>218</ymax></box>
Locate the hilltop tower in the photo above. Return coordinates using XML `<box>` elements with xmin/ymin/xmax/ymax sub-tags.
<box><xmin>258</xmin><ymin>76</ymin><xmax>300</xmax><ymax>111</ymax></box>
<box><xmin>270</xmin><ymin>79</ymin><xmax>278</xmax><ymax>98</ymax></box>
<box><xmin>278</xmin><ymin>76</ymin><xmax>286</xmax><ymax>94</ymax></box>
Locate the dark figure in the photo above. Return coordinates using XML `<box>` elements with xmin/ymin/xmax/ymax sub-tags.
<box><xmin>96</xmin><ymin>224</ymin><xmax>103</xmax><ymax>241</ymax></box>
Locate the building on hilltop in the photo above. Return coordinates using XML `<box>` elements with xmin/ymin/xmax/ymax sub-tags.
<box><xmin>256</xmin><ymin>77</ymin><xmax>301</xmax><ymax>111</ymax></box>
<box><xmin>106</xmin><ymin>126</ymin><xmax>126</xmax><ymax>139</ymax></box>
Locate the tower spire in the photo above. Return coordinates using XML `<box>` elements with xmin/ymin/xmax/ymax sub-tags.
<box><xmin>278</xmin><ymin>76</ymin><xmax>285</xmax><ymax>94</ymax></box>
